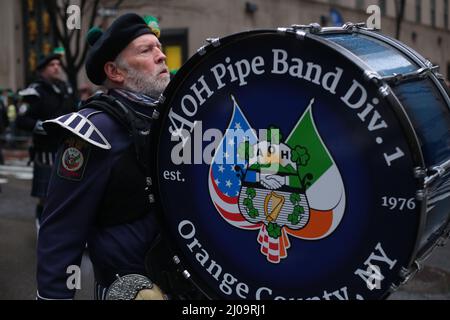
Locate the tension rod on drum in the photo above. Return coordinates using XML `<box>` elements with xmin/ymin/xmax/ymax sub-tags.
<box><xmin>342</xmin><ymin>22</ymin><xmax>368</xmax><ymax>30</ymax></box>
<box><xmin>290</xmin><ymin>23</ymin><xmax>322</xmax><ymax>34</ymax></box>
<box><xmin>425</xmin><ymin>159</ymin><xmax>450</xmax><ymax>187</ymax></box>
<box><xmin>277</xmin><ymin>23</ymin><xmax>323</xmax><ymax>40</ymax></box>
<box><xmin>382</xmin><ymin>66</ymin><xmax>440</xmax><ymax>85</ymax></box>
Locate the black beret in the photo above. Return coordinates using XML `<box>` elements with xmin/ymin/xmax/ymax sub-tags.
<box><xmin>36</xmin><ymin>53</ymin><xmax>62</xmax><ymax>71</ymax></box>
<box><xmin>85</xmin><ymin>13</ymin><xmax>158</xmax><ymax>85</ymax></box>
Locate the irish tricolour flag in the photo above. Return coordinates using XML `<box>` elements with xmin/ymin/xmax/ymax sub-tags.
<box><xmin>284</xmin><ymin>98</ymin><xmax>346</xmax><ymax>241</ymax></box>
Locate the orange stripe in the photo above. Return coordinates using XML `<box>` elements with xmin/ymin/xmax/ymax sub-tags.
<box><xmin>279</xmin><ymin>231</ymin><xmax>287</xmax><ymax>258</ymax></box>
<box><xmin>283</xmin><ymin>230</ymin><xmax>290</xmax><ymax>249</ymax></box>
<box><xmin>285</xmin><ymin>209</ymin><xmax>333</xmax><ymax>239</ymax></box>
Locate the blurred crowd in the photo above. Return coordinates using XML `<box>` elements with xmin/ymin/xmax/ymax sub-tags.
<box><xmin>0</xmin><ymin>84</ymin><xmax>95</xmax><ymax>164</ymax></box>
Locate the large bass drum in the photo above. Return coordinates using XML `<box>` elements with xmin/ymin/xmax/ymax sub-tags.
<box><xmin>152</xmin><ymin>23</ymin><xmax>450</xmax><ymax>300</ymax></box>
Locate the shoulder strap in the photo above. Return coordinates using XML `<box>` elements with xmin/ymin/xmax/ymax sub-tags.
<box><xmin>81</xmin><ymin>93</ymin><xmax>153</xmax><ymax>171</ymax></box>
<box><xmin>81</xmin><ymin>93</ymin><xmax>148</xmax><ymax>133</ymax></box>
<box><xmin>18</xmin><ymin>83</ymin><xmax>41</xmax><ymax>98</ymax></box>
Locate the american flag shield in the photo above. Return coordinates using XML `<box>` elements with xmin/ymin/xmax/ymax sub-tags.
<box><xmin>208</xmin><ymin>96</ymin><xmax>260</xmax><ymax>230</ymax></box>
<box><xmin>208</xmin><ymin>96</ymin><xmax>291</xmax><ymax>263</ymax></box>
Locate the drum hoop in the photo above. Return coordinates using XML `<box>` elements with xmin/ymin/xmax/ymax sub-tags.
<box><xmin>153</xmin><ymin>28</ymin><xmax>430</xmax><ymax>298</ymax></box>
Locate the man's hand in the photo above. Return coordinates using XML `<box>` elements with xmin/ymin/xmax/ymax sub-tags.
<box><xmin>134</xmin><ymin>284</ymin><xmax>168</xmax><ymax>300</ymax></box>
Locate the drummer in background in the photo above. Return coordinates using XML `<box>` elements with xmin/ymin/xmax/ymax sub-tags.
<box><xmin>36</xmin><ymin>13</ymin><xmax>188</xmax><ymax>300</ymax></box>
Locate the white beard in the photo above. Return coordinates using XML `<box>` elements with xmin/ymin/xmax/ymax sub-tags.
<box><xmin>122</xmin><ymin>64</ymin><xmax>170</xmax><ymax>98</ymax></box>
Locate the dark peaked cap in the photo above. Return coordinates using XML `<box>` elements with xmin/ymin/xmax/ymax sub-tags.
<box><xmin>85</xmin><ymin>13</ymin><xmax>158</xmax><ymax>85</ymax></box>
<box><xmin>37</xmin><ymin>53</ymin><xmax>62</xmax><ymax>71</ymax></box>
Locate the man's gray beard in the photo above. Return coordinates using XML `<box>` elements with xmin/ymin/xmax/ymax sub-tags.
<box><xmin>123</xmin><ymin>65</ymin><xmax>170</xmax><ymax>98</ymax></box>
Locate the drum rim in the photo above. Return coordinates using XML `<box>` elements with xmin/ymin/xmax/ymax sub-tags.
<box><xmin>153</xmin><ymin>28</ymin><xmax>428</xmax><ymax>299</ymax></box>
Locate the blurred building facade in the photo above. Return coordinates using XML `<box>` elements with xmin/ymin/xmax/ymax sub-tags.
<box><xmin>0</xmin><ymin>0</ymin><xmax>449</xmax><ymax>90</ymax></box>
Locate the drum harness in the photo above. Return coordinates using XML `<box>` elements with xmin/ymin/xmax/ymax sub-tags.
<box><xmin>81</xmin><ymin>93</ymin><xmax>157</xmax><ymax>206</ymax></box>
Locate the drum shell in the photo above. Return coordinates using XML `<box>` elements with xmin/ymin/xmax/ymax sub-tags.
<box><xmin>323</xmin><ymin>30</ymin><xmax>450</xmax><ymax>258</ymax></box>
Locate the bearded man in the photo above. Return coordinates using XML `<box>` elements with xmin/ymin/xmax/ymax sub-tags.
<box><xmin>36</xmin><ymin>13</ymin><xmax>174</xmax><ymax>300</ymax></box>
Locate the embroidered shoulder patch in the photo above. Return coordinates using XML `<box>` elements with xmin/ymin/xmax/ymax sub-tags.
<box><xmin>57</xmin><ymin>137</ymin><xmax>91</xmax><ymax>181</ymax></box>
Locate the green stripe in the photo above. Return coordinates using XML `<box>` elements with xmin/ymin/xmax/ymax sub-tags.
<box><xmin>286</xmin><ymin>107</ymin><xmax>333</xmax><ymax>188</ymax></box>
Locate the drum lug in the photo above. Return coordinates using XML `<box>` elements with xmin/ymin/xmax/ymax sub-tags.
<box><xmin>398</xmin><ymin>262</ymin><xmax>421</xmax><ymax>287</ymax></box>
<box><xmin>197</xmin><ymin>38</ymin><xmax>221</xmax><ymax>56</ymax></box>
<box><xmin>173</xmin><ymin>255</ymin><xmax>181</xmax><ymax>265</ymax></box>
<box><xmin>294</xmin><ymin>30</ymin><xmax>306</xmax><ymax>40</ymax></box>
<box><xmin>436</xmin><ymin>224</ymin><xmax>450</xmax><ymax>247</ymax></box>
<box><xmin>291</xmin><ymin>23</ymin><xmax>322</xmax><ymax>34</ymax></box>
<box><xmin>279</xmin><ymin>23</ymin><xmax>322</xmax><ymax>39</ymax></box>
<box><xmin>415</xmin><ymin>189</ymin><xmax>426</xmax><ymax>201</ymax></box>
<box><xmin>172</xmin><ymin>256</ymin><xmax>193</xmax><ymax>281</ymax></box>
<box><xmin>413</xmin><ymin>167</ymin><xmax>427</xmax><ymax>179</ymax></box>
<box><xmin>158</xmin><ymin>94</ymin><xmax>166</xmax><ymax>105</ymax></box>
<box><xmin>388</xmin><ymin>283</ymin><xmax>399</xmax><ymax>293</ymax></box>
<box><xmin>342</xmin><ymin>22</ymin><xmax>367</xmax><ymax>31</ymax></box>
<box><xmin>425</xmin><ymin>60</ymin><xmax>434</xmax><ymax>68</ymax></box>
<box><xmin>152</xmin><ymin>110</ymin><xmax>160</xmax><ymax>120</ymax></box>
<box><xmin>182</xmin><ymin>270</ymin><xmax>191</xmax><ymax>279</ymax></box>
<box><xmin>342</xmin><ymin>22</ymin><xmax>379</xmax><ymax>31</ymax></box>
<box><xmin>277</xmin><ymin>27</ymin><xmax>289</xmax><ymax>33</ymax></box>
<box><xmin>423</xmin><ymin>60</ymin><xmax>446</xmax><ymax>79</ymax></box>
<box><xmin>363</xmin><ymin>71</ymin><xmax>391</xmax><ymax>99</ymax></box>
<box><xmin>378</xmin><ymin>84</ymin><xmax>390</xmax><ymax>98</ymax></box>
<box><xmin>381</xmin><ymin>66</ymin><xmax>440</xmax><ymax>85</ymax></box>
<box><xmin>424</xmin><ymin>159</ymin><xmax>450</xmax><ymax>188</ymax></box>
<box><xmin>197</xmin><ymin>45</ymin><xmax>207</xmax><ymax>56</ymax></box>
<box><xmin>363</xmin><ymin>70</ymin><xmax>389</xmax><ymax>96</ymax></box>
<box><xmin>206</xmin><ymin>38</ymin><xmax>221</xmax><ymax>47</ymax></box>
<box><xmin>437</xmin><ymin>232</ymin><xmax>450</xmax><ymax>247</ymax></box>
<box><xmin>397</xmin><ymin>225</ymin><xmax>450</xmax><ymax>293</ymax></box>
<box><xmin>364</xmin><ymin>70</ymin><xmax>382</xmax><ymax>82</ymax></box>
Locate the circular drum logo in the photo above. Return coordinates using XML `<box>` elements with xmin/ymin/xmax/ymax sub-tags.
<box><xmin>157</xmin><ymin>31</ymin><xmax>420</xmax><ymax>300</ymax></box>
<box><xmin>208</xmin><ymin>96</ymin><xmax>345</xmax><ymax>264</ymax></box>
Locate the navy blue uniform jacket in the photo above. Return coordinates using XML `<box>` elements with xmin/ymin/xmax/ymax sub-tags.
<box><xmin>37</xmin><ymin>91</ymin><xmax>160</xmax><ymax>299</ymax></box>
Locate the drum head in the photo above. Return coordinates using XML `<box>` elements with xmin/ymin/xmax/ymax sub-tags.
<box><xmin>154</xmin><ymin>30</ymin><xmax>423</xmax><ymax>300</ymax></box>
